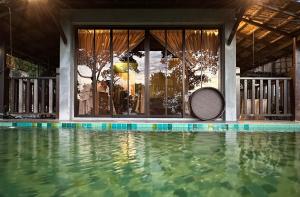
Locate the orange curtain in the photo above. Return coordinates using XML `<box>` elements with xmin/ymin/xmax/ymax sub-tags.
<box><xmin>95</xmin><ymin>30</ymin><xmax>110</xmax><ymax>66</ymax></box>
<box><xmin>113</xmin><ymin>30</ymin><xmax>145</xmax><ymax>56</ymax></box>
<box><xmin>150</xmin><ymin>30</ymin><xmax>219</xmax><ymax>66</ymax></box>
<box><xmin>185</xmin><ymin>30</ymin><xmax>219</xmax><ymax>65</ymax></box>
<box><xmin>77</xmin><ymin>29</ymin><xmax>94</xmax><ymax>66</ymax></box>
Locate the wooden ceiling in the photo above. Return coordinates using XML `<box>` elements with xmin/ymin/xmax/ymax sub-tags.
<box><xmin>0</xmin><ymin>0</ymin><xmax>300</xmax><ymax>73</ymax></box>
<box><xmin>237</xmin><ymin>0</ymin><xmax>300</xmax><ymax>73</ymax></box>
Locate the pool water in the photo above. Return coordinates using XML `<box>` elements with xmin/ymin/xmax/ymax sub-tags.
<box><xmin>0</xmin><ymin>128</ymin><xmax>300</xmax><ymax>197</ymax></box>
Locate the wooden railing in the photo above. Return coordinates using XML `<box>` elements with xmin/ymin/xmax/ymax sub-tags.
<box><xmin>239</xmin><ymin>77</ymin><xmax>292</xmax><ymax>119</ymax></box>
<box><xmin>9</xmin><ymin>77</ymin><xmax>58</xmax><ymax>117</ymax></box>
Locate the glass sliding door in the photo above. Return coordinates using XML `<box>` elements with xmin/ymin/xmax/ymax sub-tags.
<box><xmin>128</xmin><ymin>30</ymin><xmax>145</xmax><ymax>116</ymax></box>
<box><xmin>149</xmin><ymin>30</ymin><xmax>167</xmax><ymax>116</ymax></box>
<box><xmin>95</xmin><ymin>30</ymin><xmax>111</xmax><ymax>116</ymax></box>
<box><xmin>149</xmin><ymin>30</ymin><xmax>183</xmax><ymax>117</ymax></box>
<box><xmin>184</xmin><ymin>29</ymin><xmax>220</xmax><ymax>116</ymax></box>
<box><xmin>75</xmin><ymin>27</ymin><xmax>221</xmax><ymax>118</ymax></box>
<box><xmin>112</xmin><ymin>30</ymin><xmax>129</xmax><ymax>116</ymax></box>
<box><xmin>166</xmin><ymin>30</ymin><xmax>183</xmax><ymax>116</ymax></box>
<box><xmin>76</xmin><ymin>29</ymin><xmax>111</xmax><ymax>117</ymax></box>
<box><xmin>76</xmin><ymin>29</ymin><xmax>94</xmax><ymax>116</ymax></box>
<box><xmin>112</xmin><ymin>30</ymin><xmax>146</xmax><ymax>116</ymax></box>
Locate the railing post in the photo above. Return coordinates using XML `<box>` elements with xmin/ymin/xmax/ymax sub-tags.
<box><xmin>267</xmin><ymin>80</ymin><xmax>271</xmax><ymax>114</ymax></box>
<box><xmin>251</xmin><ymin>79</ymin><xmax>255</xmax><ymax>114</ymax></box>
<box><xmin>18</xmin><ymin>79</ymin><xmax>23</xmax><ymax>113</ymax></box>
<box><xmin>41</xmin><ymin>79</ymin><xmax>45</xmax><ymax>113</ymax></box>
<box><xmin>49</xmin><ymin>79</ymin><xmax>53</xmax><ymax>114</ymax></box>
<box><xmin>26</xmin><ymin>79</ymin><xmax>31</xmax><ymax>113</ymax></box>
<box><xmin>10</xmin><ymin>79</ymin><xmax>15</xmax><ymax>113</ymax></box>
<box><xmin>243</xmin><ymin>79</ymin><xmax>247</xmax><ymax>115</ymax></box>
<box><xmin>33</xmin><ymin>79</ymin><xmax>38</xmax><ymax>113</ymax></box>
<box><xmin>275</xmin><ymin>80</ymin><xmax>280</xmax><ymax>114</ymax></box>
<box><xmin>259</xmin><ymin>79</ymin><xmax>264</xmax><ymax>114</ymax></box>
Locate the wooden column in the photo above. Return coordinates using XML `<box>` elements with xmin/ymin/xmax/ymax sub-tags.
<box><xmin>0</xmin><ymin>36</ymin><xmax>9</xmax><ymax>114</ymax></box>
<box><xmin>293</xmin><ymin>37</ymin><xmax>300</xmax><ymax>121</ymax></box>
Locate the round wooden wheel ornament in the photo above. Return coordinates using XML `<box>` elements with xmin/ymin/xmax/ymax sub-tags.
<box><xmin>190</xmin><ymin>87</ymin><xmax>225</xmax><ymax>121</ymax></box>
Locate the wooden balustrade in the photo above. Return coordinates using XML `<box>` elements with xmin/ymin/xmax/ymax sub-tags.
<box><xmin>239</xmin><ymin>77</ymin><xmax>292</xmax><ymax>119</ymax></box>
<box><xmin>9</xmin><ymin>77</ymin><xmax>58</xmax><ymax>117</ymax></box>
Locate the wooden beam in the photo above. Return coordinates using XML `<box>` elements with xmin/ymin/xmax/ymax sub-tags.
<box><xmin>237</xmin><ymin>32</ymin><xmax>278</xmax><ymax>48</ymax></box>
<box><xmin>242</xmin><ymin>17</ymin><xmax>291</xmax><ymax>37</ymax></box>
<box><xmin>256</xmin><ymin>3</ymin><xmax>300</xmax><ymax>19</ymax></box>
<box><xmin>254</xmin><ymin>2</ymin><xmax>291</xmax><ymax>40</ymax></box>
<box><xmin>227</xmin><ymin>5</ymin><xmax>248</xmax><ymax>45</ymax></box>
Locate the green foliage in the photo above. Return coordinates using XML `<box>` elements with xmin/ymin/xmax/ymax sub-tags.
<box><xmin>7</xmin><ymin>55</ymin><xmax>40</xmax><ymax>77</ymax></box>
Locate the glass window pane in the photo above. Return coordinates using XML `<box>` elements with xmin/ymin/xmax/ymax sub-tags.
<box><xmin>113</xmin><ymin>30</ymin><xmax>129</xmax><ymax>115</ymax></box>
<box><xmin>95</xmin><ymin>29</ymin><xmax>111</xmax><ymax>116</ymax></box>
<box><xmin>129</xmin><ymin>30</ymin><xmax>145</xmax><ymax>115</ymax></box>
<box><xmin>184</xmin><ymin>29</ymin><xmax>220</xmax><ymax>116</ymax></box>
<box><xmin>166</xmin><ymin>30</ymin><xmax>183</xmax><ymax>116</ymax></box>
<box><xmin>149</xmin><ymin>30</ymin><xmax>166</xmax><ymax>116</ymax></box>
<box><xmin>76</xmin><ymin>29</ymin><xmax>94</xmax><ymax>116</ymax></box>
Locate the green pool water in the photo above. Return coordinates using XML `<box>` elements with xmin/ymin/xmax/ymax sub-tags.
<box><xmin>0</xmin><ymin>128</ymin><xmax>300</xmax><ymax>197</ymax></box>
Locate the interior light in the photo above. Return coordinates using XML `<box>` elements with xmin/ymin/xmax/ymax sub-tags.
<box><xmin>26</xmin><ymin>0</ymin><xmax>48</xmax><ymax>3</ymax></box>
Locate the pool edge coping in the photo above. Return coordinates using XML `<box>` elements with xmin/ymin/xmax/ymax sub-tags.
<box><xmin>1</xmin><ymin>121</ymin><xmax>300</xmax><ymax>132</ymax></box>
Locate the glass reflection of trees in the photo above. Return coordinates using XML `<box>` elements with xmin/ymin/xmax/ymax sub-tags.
<box><xmin>76</xmin><ymin>28</ymin><xmax>220</xmax><ymax>117</ymax></box>
<box><xmin>77</xmin><ymin>29</ymin><xmax>111</xmax><ymax>116</ymax></box>
<box><xmin>184</xmin><ymin>30</ymin><xmax>220</xmax><ymax>116</ymax></box>
<box><xmin>149</xmin><ymin>30</ymin><xmax>183</xmax><ymax>116</ymax></box>
<box><xmin>112</xmin><ymin>30</ymin><xmax>145</xmax><ymax>116</ymax></box>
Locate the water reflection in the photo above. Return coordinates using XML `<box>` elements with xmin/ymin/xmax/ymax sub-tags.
<box><xmin>0</xmin><ymin>129</ymin><xmax>299</xmax><ymax>196</ymax></box>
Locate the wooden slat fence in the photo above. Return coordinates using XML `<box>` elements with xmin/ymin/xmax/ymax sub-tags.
<box><xmin>9</xmin><ymin>77</ymin><xmax>58</xmax><ymax>117</ymax></box>
<box><xmin>239</xmin><ymin>77</ymin><xmax>292</xmax><ymax>118</ymax></box>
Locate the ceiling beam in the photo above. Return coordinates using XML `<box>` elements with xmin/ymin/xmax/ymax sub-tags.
<box><xmin>237</xmin><ymin>32</ymin><xmax>278</xmax><ymax>48</ymax></box>
<box><xmin>242</xmin><ymin>17</ymin><xmax>292</xmax><ymax>37</ymax></box>
<box><xmin>254</xmin><ymin>2</ymin><xmax>291</xmax><ymax>40</ymax></box>
<box><xmin>227</xmin><ymin>4</ymin><xmax>248</xmax><ymax>45</ymax></box>
<box><xmin>256</xmin><ymin>3</ymin><xmax>300</xmax><ymax>19</ymax></box>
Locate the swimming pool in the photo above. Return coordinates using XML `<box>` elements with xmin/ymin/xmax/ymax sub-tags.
<box><xmin>0</xmin><ymin>128</ymin><xmax>300</xmax><ymax>196</ymax></box>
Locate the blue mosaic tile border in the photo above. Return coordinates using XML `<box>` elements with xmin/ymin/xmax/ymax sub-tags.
<box><xmin>1</xmin><ymin>122</ymin><xmax>300</xmax><ymax>132</ymax></box>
